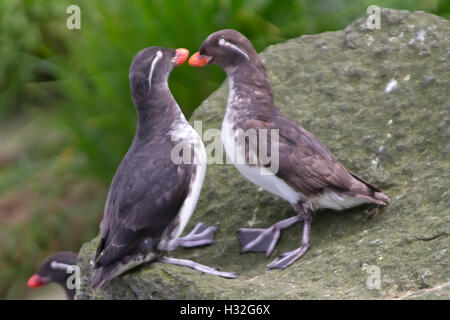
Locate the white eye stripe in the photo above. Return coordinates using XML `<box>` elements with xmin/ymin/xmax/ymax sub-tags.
<box><xmin>148</xmin><ymin>50</ymin><xmax>163</xmax><ymax>91</ymax></box>
<box><xmin>50</xmin><ymin>261</ymin><xmax>76</xmax><ymax>273</ymax></box>
<box><xmin>218</xmin><ymin>39</ymin><xmax>250</xmax><ymax>60</ymax></box>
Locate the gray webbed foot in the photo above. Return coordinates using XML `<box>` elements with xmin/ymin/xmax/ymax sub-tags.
<box><xmin>238</xmin><ymin>227</ymin><xmax>280</xmax><ymax>257</ymax></box>
<box><xmin>171</xmin><ymin>222</ymin><xmax>217</xmax><ymax>250</ymax></box>
<box><xmin>268</xmin><ymin>245</ymin><xmax>309</xmax><ymax>270</ymax></box>
<box><xmin>237</xmin><ymin>215</ymin><xmax>302</xmax><ymax>257</ymax></box>
<box><xmin>268</xmin><ymin>212</ymin><xmax>312</xmax><ymax>270</ymax></box>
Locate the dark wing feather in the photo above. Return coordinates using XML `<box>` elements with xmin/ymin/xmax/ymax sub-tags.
<box><xmin>240</xmin><ymin>116</ymin><xmax>354</xmax><ymax>197</ymax></box>
<box><xmin>94</xmin><ymin>139</ymin><xmax>192</xmax><ymax>267</ymax></box>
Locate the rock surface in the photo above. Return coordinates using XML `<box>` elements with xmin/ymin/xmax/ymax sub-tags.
<box><xmin>76</xmin><ymin>8</ymin><xmax>449</xmax><ymax>299</ymax></box>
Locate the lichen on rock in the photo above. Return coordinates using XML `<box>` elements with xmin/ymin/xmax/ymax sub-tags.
<box><xmin>76</xmin><ymin>8</ymin><xmax>449</xmax><ymax>299</ymax></box>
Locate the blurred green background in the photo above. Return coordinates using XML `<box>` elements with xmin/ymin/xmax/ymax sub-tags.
<box><xmin>0</xmin><ymin>0</ymin><xmax>448</xmax><ymax>299</ymax></box>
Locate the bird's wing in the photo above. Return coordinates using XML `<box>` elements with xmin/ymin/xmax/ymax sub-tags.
<box><xmin>241</xmin><ymin>117</ymin><xmax>354</xmax><ymax>197</ymax></box>
<box><xmin>94</xmin><ymin>140</ymin><xmax>193</xmax><ymax>267</ymax></box>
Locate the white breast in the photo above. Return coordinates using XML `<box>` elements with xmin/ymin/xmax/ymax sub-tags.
<box><xmin>157</xmin><ymin>118</ymin><xmax>207</xmax><ymax>251</ymax></box>
<box><xmin>221</xmin><ymin>115</ymin><xmax>302</xmax><ymax>205</ymax></box>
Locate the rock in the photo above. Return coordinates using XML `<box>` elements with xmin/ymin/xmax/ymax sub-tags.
<box><xmin>76</xmin><ymin>8</ymin><xmax>449</xmax><ymax>299</ymax></box>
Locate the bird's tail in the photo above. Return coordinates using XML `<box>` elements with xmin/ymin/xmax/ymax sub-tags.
<box><xmin>373</xmin><ymin>191</ymin><xmax>390</xmax><ymax>205</ymax></box>
<box><xmin>350</xmin><ymin>172</ymin><xmax>390</xmax><ymax>205</ymax></box>
<box><xmin>90</xmin><ymin>266</ymin><xmax>113</xmax><ymax>290</ymax></box>
<box><xmin>90</xmin><ymin>252</ymin><xmax>159</xmax><ymax>289</ymax></box>
<box><xmin>90</xmin><ymin>262</ymin><xmax>124</xmax><ymax>289</ymax></box>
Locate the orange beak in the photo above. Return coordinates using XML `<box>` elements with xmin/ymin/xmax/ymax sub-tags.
<box><xmin>188</xmin><ymin>52</ymin><xmax>212</xmax><ymax>67</ymax></box>
<box><xmin>172</xmin><ymin>48</ymin><xmax>189</xmax><ymax>66</ymax></box>
<box><xmin>27</xmin><ymin>274</ymin><xmax>47</xmax><ymax>288</ymax></box>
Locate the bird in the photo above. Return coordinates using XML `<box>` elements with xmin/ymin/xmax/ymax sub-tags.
<box><xmin>189</xmin><ymin>29</ymin><xmax>389</xmax><ymax>270</ymax></box>
<box><xmin>90</xmin><ymin>46</ymin><xmax>236</xmax><ymax>289</ymax></box>
<box><xmin>27</xmin><ymin>251</ymin><xmax>78</xmax><ymax>300</ymax></box>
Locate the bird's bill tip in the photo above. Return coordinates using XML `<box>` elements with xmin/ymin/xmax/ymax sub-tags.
<box><xmin>188</xmin><ymin>52</ymin><xmax>211</xmax><ymax>67</ymax></box>
<box><xmin>27</xmin><ymin>274</ymin><xmax>46</xmax><ymax>288</ymax></box>
<box><xmin>172</xmin><ymin>48</ymin><xmax>189</xmax><ymax>66</ymax></box>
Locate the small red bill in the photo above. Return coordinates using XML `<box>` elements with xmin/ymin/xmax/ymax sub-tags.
<box><xmin>27</xmin><ymin>274</ymin><xmax>46</xmax><ymax>288</ymax></box>
<box><xmin>172</xmin><ymin>48</ymin><xmax>189</xmax><ymax>66</ymax></box>
<box><xmin>188</xmin><ymin>52</ymin><xmax>212</xmax><ymax>67</ymax></box>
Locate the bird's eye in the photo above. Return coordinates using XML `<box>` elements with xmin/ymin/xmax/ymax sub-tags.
<box><xmin>217</xmin><ymin>38</ymin><xmax>250</xmax><ymax>60</ymax></box>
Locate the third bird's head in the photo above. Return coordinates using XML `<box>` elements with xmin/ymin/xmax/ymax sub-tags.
<box><xmin>27</xmin><ymin>251</ymin><xmax>78</xmax><ymax>300</ymax></box>
<box><xmin>129</xmin><ymin>46</ymin><xmax>189</xmax><ymax>98</ymax></box>
<box><xmin>189</xmin><ymin>29</ymin><xmax>259</xmax><ymax>73</ymax></box>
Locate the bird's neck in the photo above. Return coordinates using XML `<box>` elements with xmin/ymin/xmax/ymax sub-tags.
<box><xmin>133</xmin><ymin>83</ymin><xmax>184</xmax><ymax>140</ymax></box>
<box><xmin>52</xmin><ymin>275</ymin><xmax>76</xmax><ymax>300</ymax></box>
<box><xmin>63</xmin><ymin>283</ymin><xmax>76</xmax><ymax>300</ymax></box>
<box><xmin>226</xmin><ymin>63</ymin><xmax>277</xmax><ymax>117</ymax></box>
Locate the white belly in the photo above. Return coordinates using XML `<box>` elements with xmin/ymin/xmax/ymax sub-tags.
<box><xmin>221</xmin><ymin>117</ymin><xmax>303</xmax><ymax>205</ymax></box>
<box><xmin>158</xmin><ymin>120</ymin><xmax>207</xmax><ymax>250</ymax></box>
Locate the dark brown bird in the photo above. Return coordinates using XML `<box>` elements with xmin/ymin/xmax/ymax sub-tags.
<box><xmin>90</xmin><ymin>47</ymin><xmax>237</xmax><ymax>289</ymax></box>
<box><xmin>27</xmin><ymin>251</ymin><xmax>78</xmax><ymax>300</ymax></box>
<box><xmin>189</xmin><ymin>29</ymin><xmax>389</xmax><ymax>269</ymax></box>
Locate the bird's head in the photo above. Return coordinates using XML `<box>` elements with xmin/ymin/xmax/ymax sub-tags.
<box><xmin>189</xmin><ymin>29</ymin><xmax>256</xmax><ymax>72</ymax></box>
<box><xmin>27</xmin><ymin>251</ymin><xmax>78</xmax><ymax>297</ymax></box>
<box><xmin>129</xmin><ymin>46</ymin><xmax>189</xmax><ymax>97</ymax></box>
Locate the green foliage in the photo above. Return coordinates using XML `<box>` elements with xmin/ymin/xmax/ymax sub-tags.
<box><xmin>0</xmin><ymin>0</ymin><xmax>69</xmax><ymax>121</ymax></box>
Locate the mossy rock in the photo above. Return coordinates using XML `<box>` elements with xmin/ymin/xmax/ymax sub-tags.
<box><xmin>76</xmin><ymin>8</ymin><xmax>449</xmax><ymax>299</ymax></box>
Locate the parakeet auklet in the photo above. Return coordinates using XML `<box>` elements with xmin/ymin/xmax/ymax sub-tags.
<box><xmin>189</xmin><ymin>30</ymin><xmax>389</xmax><ymax>269</ymax></box>
<box><xmin>91</xmin><ymin>47</ymin><xmax>237</xmax><ymax>289</ymax></box>
<box><xmin>27</xmin><ymin>251</ymin><xmax>78</xmax><ymax>300</ymax></box>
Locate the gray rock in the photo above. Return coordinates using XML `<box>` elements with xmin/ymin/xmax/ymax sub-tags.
<box><xmin>76</xmin><ymin>8</ymin><xmax>449</xmax><ymax>299</ymax></box>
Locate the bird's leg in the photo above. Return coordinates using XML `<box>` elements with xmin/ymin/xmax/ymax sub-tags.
<box><xmin>169</xmin><ymin>222</ymin><xmax>217</xmax><ymax>250</ymax></box>
<box><xmin>238</xmin><ymin>214</ymin><xmax>303</xmax><ymax>257</ymax></box>
<box><xmin>158</xmin><ymin>256</ymin><xmax>238</xmax><ymax>279</ymax></box>
<box><xmin>268</xmin><ymin>208</ymin><xmax>311</xmax><ymax>270</ymax></box>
